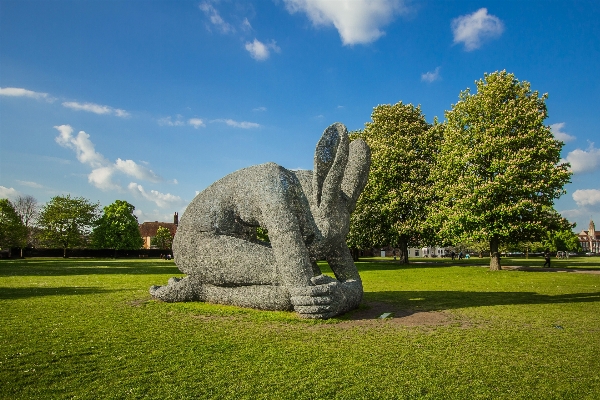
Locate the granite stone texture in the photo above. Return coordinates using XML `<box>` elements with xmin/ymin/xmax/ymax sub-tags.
<box><xmin>150</xmin><ymin>122</ymin><xmax>371</xmax><ymax>319</ymax></box>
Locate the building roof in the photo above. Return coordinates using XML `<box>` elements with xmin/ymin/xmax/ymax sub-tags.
<box><xmin>139</xmin><ymin>222</ymin><xmax>177</xmax><ymax>237</ymax></box>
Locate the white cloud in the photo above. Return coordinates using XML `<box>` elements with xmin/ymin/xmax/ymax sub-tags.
<box><xmin>452</xmin><ymin>8</ymin><xmax>504</xmax><ymax>51</ymax></box>
<box><xmin>115</xmin><ymin>158</ymin><xmax>161</xmax><ymax>182</ymax></box>
<box><xmin>562</xmin><ymin>143</ymin><xmax>600</xmax><ymax>174</ymax></box>
<box><xmin>128</xmin><ymin>182</ymin><xmax>185</xmax><ymax>209</ymax></box>
<box><xmin>212</xmin><ymin>119</ymin><xmax>261</xmax><ymax>129</ymax></box>
<box><xmin>284</xmin><ymin>0</ymin><xmax>407</xmax><ymax>45</ymax></box>
<box><xmin>188</xmin><ymin>118</ymin><xmax>206</xmax><ymax>129</ymax></box>
<box><xmin>158</xmin><ymin>116</ymin><xmax>185</xmax><ymax>127</ymax></box>
<box><xmin>0</xmin><ymin>186</ymin><xmax>21</xmax><ymax>200</ymax></box>
<box><xmin>550</xmin><ymin>123</ymin><xmax>576</xmax><ymax>143</ymax></box>
<box><xmin>199</xmin><ymin>2</ymin><xmax>235</xmax><ymax>34</ymax></box>
<box><xmin>133</xmin><ymin>208</ymin><xmax>176</xmax><ymax>223</ymax></box>
<box><xmin>54</xmin><ymin>125</ymin><xmax>167</xmax><ymax>192</ymax></box>
<box><xmin>88</xmin><ymin>166</ymin><xmax>120</xmax><ymax>191</ymax></box>
<box><xmin>114</xmin><ymin>109</ymin><xmax>131</xmax><ymax>118</ymax></box>
<box><xmin>159</xmin><ymin>116</ymin><xmax>205</xmax><ymax>128</ymax></box>
<box><xmin>62</xmin><ymin>101</ymin><xmax>129</xmax><ymax>118</ymax></box>
<box><xmin>421</xmin><ymin>67</ymin><xmax>441</xmax><ymax>83</ymax></box>
<box><xmin>253</xmin><ymin>106</ymin><xmax>267</xmax><ymax>112</ymax></box>
<box><xmin>54</xmin><ymin>125</ymin><xmax>109</xmax><ymax>168</ymax></box>
<box><xmin>16</xmin><ymin>180</ymin><xmax>44</xmax><ymax>189</ymax></box>
<box><xmin>245</xmin><ymin>39</ymin><xmax>280</xmax><ymax>61</ymax></box>
<box><xmin>573</xmin><ymin>189</ymin><xmax>600</xmax><ymax>207</ymax></box>
<box><xmin>241</xmin><ymin>17</ymin><xmax>252</xmax><ymax>32</ymax></box>
<box><xmin>0</xmin><ymin>87</ymin><xmax>55</xmax><ymax>102</ymax></box>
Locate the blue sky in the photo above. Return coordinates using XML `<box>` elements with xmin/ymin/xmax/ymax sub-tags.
<box><xmin>1</xmin><ymin>0</ymin><xmax>599</xmax><ymax>232</ymax></box>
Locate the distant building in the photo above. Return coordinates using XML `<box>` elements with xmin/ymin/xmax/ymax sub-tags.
<box><xmin>578</xmin><ymin>220</ymin><xmax>600</xmax><ymax>253</ymax></box>
<box><xmin>139</xmin><ymin>212</ymin><xmax>178</xmax><ymax>249</ymax></box>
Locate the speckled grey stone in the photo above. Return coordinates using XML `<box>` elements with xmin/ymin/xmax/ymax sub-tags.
<box><xmin>150</xmin><ymin>123</ymin><xmax>370</xmax><ymax>319</ymax></box>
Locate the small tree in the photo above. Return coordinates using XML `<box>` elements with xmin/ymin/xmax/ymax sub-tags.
<box><xmin>0</xmin><ymin>199</ymin><xmax>27</xmax><ymax>256</ymax></box>
<box><xmin>151</xmin><ymin>226</ymin><xmax>173</xmax><ymax>250</ymax></box>
<box><xmin>347</xmin><ymin>102</ymin><xmax>441</xmax><ymax>263</ymax></box>
<box><xmin>38</xmin><ymin>195</ymin><xmax>100</xmax><ymax>257</ymax></box>
<box><xmin>91</xmin><ymin>200</ymin><xmax>143</xmax><ymax>254</ymax></box>
<box><xmin>13</xmin><ymin>195</ymin><xmax>39</xmax><ymax>255</ymax></box>
<box><xmin>430</xmin><ymin>71</ymin><xmax>572</xmax><ymax>270</ymax></box>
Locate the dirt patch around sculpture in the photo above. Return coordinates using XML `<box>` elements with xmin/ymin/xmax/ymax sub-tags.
<box><xmin>330</xmin><ymin>301</ymin><xmax>458</xmax><ymax>328</ymax></box>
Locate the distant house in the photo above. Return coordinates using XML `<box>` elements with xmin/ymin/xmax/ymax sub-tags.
<box><xmin>578</xmin><ymin>220</ymin><xmax>600</xmax><ymax>253</ymax></box>
<box><xmin>139</xmin><ymin>212</ymin><xmax>178</xmax><ymax>249</ymax></box>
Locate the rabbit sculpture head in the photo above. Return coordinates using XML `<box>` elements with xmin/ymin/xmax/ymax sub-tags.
<box><xmin>308</xmin><ymin>123</ymin><xmax>370</xmax><ymax>246</ymax></box>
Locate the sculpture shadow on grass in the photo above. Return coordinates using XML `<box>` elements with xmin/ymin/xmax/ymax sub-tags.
<box><xmin>366</xmin><ymin>290</ymin><xmax>600</xmax><ymax>311</ymax></box>
<box><xmin>353</xmin><ymin>260</ymin><xmax>600</xmax><ymax>272</ymax></box>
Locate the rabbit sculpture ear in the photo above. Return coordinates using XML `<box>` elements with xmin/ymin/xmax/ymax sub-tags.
<box><xmin>313</xmin><ymin>123</ymin><xmax>349</xmax><ymax>208</ymax></box>
<box><xmin>341</xmin><ymin>139</ymin><xmax>371</xmax><ymax>213</ymax></box>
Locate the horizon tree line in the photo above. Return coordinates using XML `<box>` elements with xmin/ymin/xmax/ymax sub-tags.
<box><xmin>1</xmin><ymin>71</ymin><xmax>581</xmax><ymax>267</ymax></box>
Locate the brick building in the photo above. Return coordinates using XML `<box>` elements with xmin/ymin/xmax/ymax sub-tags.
<box><xmin>139</xmin><ymin>212</ymin><xmax>178</xmax><ymax>249</ymax></box>
<box><xmin>578</xmin><ymin>220</ymin><xmax>600</xmax><ymax>253</ymax></box>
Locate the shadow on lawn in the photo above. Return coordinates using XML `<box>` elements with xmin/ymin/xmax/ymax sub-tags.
<box><xmin>0</xmin><ymin>260</ymin><xmax>181</xmax><ymax>277</ymax></box>
<box><xmin>0</xmin><ymin>286</ymin><xmax>126</xmax><ymax>300</ymax></box>
<box><xmin>353</xmin><ymin>259</ymin><xmax>600</xmax><ymax>272</ymax></box>
<box><xmin>368</xmin><ymin>290</ymin><xmax>600</xmax><ymax>311</ymax></box>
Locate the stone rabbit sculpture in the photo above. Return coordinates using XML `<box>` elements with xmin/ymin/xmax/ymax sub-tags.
<box><xmin>150</xmin><ymin>122</ymin><xmax>371</xmax><ymax>319</ymax></box>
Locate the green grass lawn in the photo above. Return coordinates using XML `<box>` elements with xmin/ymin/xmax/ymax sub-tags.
<box><xmin>1</xmin><ymin>257</ymin><xmax>599</xmax><ymax>399</ymax></box>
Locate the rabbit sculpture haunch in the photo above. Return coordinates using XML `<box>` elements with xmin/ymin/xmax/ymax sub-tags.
<box><xmin>150</xmin><ymin>123</ymin><xmax>371</xmax><ymax>319</ymax></box>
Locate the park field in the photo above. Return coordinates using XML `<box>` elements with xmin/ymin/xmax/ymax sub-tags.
<box><xmin>1</xmin><ymin>257</ymin><xmax>599</xmax><ymax>399</ymax></box>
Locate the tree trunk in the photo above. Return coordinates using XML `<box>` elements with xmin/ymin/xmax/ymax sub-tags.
<box><xmin>63</xmin><ymin>247</ymin><xmax>67</xmax><ymax>258</ymax></box>
<box><xmin>351</xmin><ymin>248</ymin><xmax>359</xmax><ymax>262</ymax></box>
<box><xmin>489</xmin><ymin>236</ymin><xmax>501</xmax><ymax>271</ymax></box>
<box><xmin>398</xmin><ymin>237</ymin><xmax>409</xmax><ymax>264</ymax></box>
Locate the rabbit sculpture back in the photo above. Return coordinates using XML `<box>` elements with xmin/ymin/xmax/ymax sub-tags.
<box><xmin>150</xmin><ymin>123</ymin><xmax>371</xmax><ymax>319</ymax></box>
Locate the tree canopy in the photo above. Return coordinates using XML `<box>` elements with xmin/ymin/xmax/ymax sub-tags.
<box><xmin>38</xmin><ymin>195</ymin><xmax>100</xmax><ymax>257</ymax></box>
<box><xmin>151</xmin><ymin>226</ymin><xmax>173</xmax><ymax>250</ymax></box>
<box><xmin>429</xmin><ymin>71</ymin><xmax>572</xmax><ymax>270</ymax></box>
<box><xmin>91</xmin><ymin>200</ymin><xmax>143</xmax><ymax>250</ymax></box>
<box><xmin>0</xmin><ymin>199</ymin><xmax>27</xmax><ymax>253</ymax></box>
<box><xmin>347</xmin><ymin>102</ymin><xmax>441</xmax><ymax>263</ymax></box>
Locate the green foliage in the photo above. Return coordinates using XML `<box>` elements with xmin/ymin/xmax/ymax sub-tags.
<box><xmin>91</xmin><ymin>200</ymin><xmax>143</xmax><ymax>250</ymax></box>
<box><xmin>1</xmin><ymin>258</ymin><xmax>600</xmax><ymax>398</ymax></box>
<box><xmin>430</xmin><ymin>71</ymin><xmax>572</xmax><ymax>269</ymax></box>
<box><xmin>37</xmin><ymin>195</ymin><xmax>100</xmax><ymax>255</ymax></box>
<box><xmin>348</xmin><ymin>102</ymin><xmax>441</xmax><ymax>262</ymax></box>
<box><xmin>542</xmin><ymin>228</ymin><xmax>582</xmax><ymax>252</ymax></box>
<box><xmin>0</xmin><ymin>199</ymin><xmax>27</xmax><ymax>249</ymax></box>
<box><xmin>151</xmin><ymin>226</ymin><xmax>173</xmax><ymax>250</ymax></box>
<box><xmin>256</xmin><ymin>226</ymin><xmax>270</xmax><ymax>243</ymax></box>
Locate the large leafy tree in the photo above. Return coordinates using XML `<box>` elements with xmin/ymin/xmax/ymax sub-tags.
<box><xmin>347</xmin><ymin>102</ymin><xmax>441</xmax><ymax>263</ymax></box>
<box><xmin>91</xmin><ymin>200</ymin><xmax>143</xmax><ymax>251</ymax></box>
<box><xmin>151</xmin><ymin>226</ymin><xmax>173</xmax><ymax>250</ymax></box>
<box><xmin>430</xmin><ymin>71</ymin><xmax>572</xmax><ymax>270</ymax></box>
<box><xmin>38</xmin><ymin>195</ymin><xmax>100</xmax><ymax>257</ymax></box>
<box><xmin>0</xmin><ymin>199</ymin><xmax>27</xmax><ymax>255</ymax></box>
